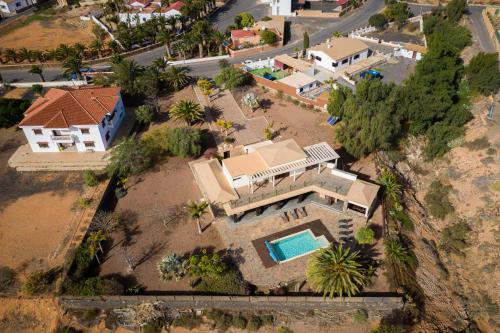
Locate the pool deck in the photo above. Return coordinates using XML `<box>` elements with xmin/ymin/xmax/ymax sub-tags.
<box><xmin>251</xmin><ymin>220</ymin><xmax>335</xmax><ymax>268</ymax></box>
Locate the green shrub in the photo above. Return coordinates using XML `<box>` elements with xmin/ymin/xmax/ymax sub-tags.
<box><xmin>355</xmin><ymin>226</ymin><xmax>375</xmax><ymax>245</ymax></box>
<box><xmin>166</xmin><ymin>127</ymin><xmax>203</xmax><ymax>158</ymax></box>
<box><xmin>463</xmin><ymin>137</ymin><xmax>490</xmax><ymax>150</ymax></box>
<box><xmin>440</xmin><ymin>220</ymin><xmax>470</xmax><ymax>255</ymax></box>
<box><xmin>143</xmin><ymin>319</ymin><xmax>164</xmax><ymax>333</ymax></box>
<box><xmin>486</xmin><ymin>147</ymin><xmax>496</xmax><ymax>155</ymax></box>
<box><xmin>292</xmin><ymin>99</ymin><xmax>300</xmax><ymax>105</ymax></box>
<box><xmin>353</xmin><ymin>308</ymin><xmax>368</xmax><ymax>323</ymax></box>
<box><xmin>0</xmin><ymin>98</ymin><xmax>31</xmax><ymax>128</ymax></box>
<box><xmin>83</xmin><ymin>170</ymin><xmax>99</xmax><ymax>187</ymax></box>
<box><xmin>260</xmin><ymin>30</ymin><xmax>277</xmax><ymax>44</ymax></box>
<box><xmin>172</xmin><ymin>313</ymin><xmax>202</xmax><ymax>329</ymax></box>
<box><xmin>231</xmin><ymin>314</ymin><xmax>247</xmax><ymax>329</ymax></box>
<box><xmin>206</xmin><ymin>309</ymin><xmax>224</xmax><ymax>321</ymax></box>
<box><xmin>277</xmin><ymin>326</ymin><xmax>294</xmax><ymax>333</ymax></box>
<box><xmin>0</xmin><ymin>266</ymin><xmax>16</xmax><ymax>292</ymax></box>
<box><xmin>32</xmin><ymin>84</ymin><xmax>43</xmax><ymax>95</ymax></box>
<box><xmin>369</xmin><ymin>13</ymin><xmax>388</xmax><ymax>30</ymax></box>
<box><xmin>72</xmin><ymin>243</ymin><xmax>93</xmax><ymax>279</ymax></box>
<box><xmin>195</xmin><ymin>269</ymin><xmax>244</xmax><ymax>295</ymax></box>
<box><xmin>23</xmin><ymin>270</ymin><xmax>54</xmax><ymax>295</ymax></box>
<box><xmin>215</xmin><ymin>313</ymin><xmax>233</xmax><ymax>331</ymax></box>
<box><xmin>77</xmin><ymin>277</ymin><xmax>103</xmax><ymax>296</ymax></box>
<box><xmin>78</xmin><ymin>197</ymin><xmax>92</xmax><ymax>209</ymax></box>
<box><xmin>246</xmin><ymin>316</ymin><xmax>262</xmax><ymax>331</ymax></box>
<box><xmin>391</xmin><ymin>209</ymin><xmax>414</xmax><ymax>232</ymax></box>
<box><xmin>260</xmin><ymin>314</ymin><xmax>274</xmax><ymax>326</ymax></box>
<box><xmin>188</xmin><ymin>249</ymin><xmax>227</xmax><ymax>278</ymax></box>
<box><xmin>424</xmin><ymin>180</ymin><xmax>454</xmax><ymax>219</ymax></box>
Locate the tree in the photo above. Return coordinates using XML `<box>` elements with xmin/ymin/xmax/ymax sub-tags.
<box><xmin>327</xmin><ymin>86</ymin><xmax>350</xmax><ymax>118</ymax></box>
<box><xmin>161</xmin><ymin>66</ymin><xmax>191</xmax><ymax>91</ymax></box>
<box><xmin>215</xmin><ymin>118</ymin><xmax>233</xmax><ymax>137</ymax></box>
<box><xmin>135</xmin><ymin>104</ymin><xmax>154</xmax><ymax>124</ymax></box>
<box><xmin>188</xmin><ymin>248</ymin><xmax>227</xmax><ymax>276</ymax></box>
<box><xmin>29</xmin><ymin>65</ymin><xmax>45</xmax><ymax>82</ymax></box>
<box><xmin>169</xmin><ymin>100</ymin><xmax>204</xmax><ymax>126</ymax></box>
<box><xmin>215</xmin><ymin>66</ymin><xmax>248</xmax><ymax>90</ymax></box>
<box><xmin>106</xmin><ymin>135</ymin><xmax>152</xmax><ymax>177</ymax></box>
<box><xmin>157</xmin><ymin>253</ymin><xmax>187</xmax><ymax>281</ymax></box>
<box><xmin>260</xmin><ymin>30</ymin><xmax>277</xmax><ymax>45</ymax></box>
<box><xmin>90</xmin><ymin>39</ymin><xmax>105</xmax><ymax>58</ymax></box>
<box><xmin>331</xmin><ymin>31</ymin><xmax>343</xmax><ymax>38</ymax></box>
<box><xmin>465</xmin><ymin>52</ymin><xmax>500</xmax><ymax>96</ymax></box>
<box><xmin>378</xmin><ymin>168</ymin><xmax>402</xmax><ymax>206</ymax></box>
<box><xmin>0</xmin><ymin>98</ymin><xmax>31</xmax><ymax>128</ymax></box>
<box><xmin>424</xmin><ymin>180</ymin><xmax>454</xmax><ymax>219</ymax></box>
<box><xmin>235</xmin><ymin>12</ymin><xmax>254</xmax><ymax>28</ymax></box>
<box><xmin>369</xmin><ymin>13</ymin><xmax>387</xmax><ymax>30</ymax></box>
<box><xmin>83</xmin><ymin>169</ymin><xmax>99</xmax><ymax>187</ymax></box>
<box><xmin>111</xmin><ymin>59</ymin><xmax>144</xmax><ymax>95</ymax></box>
<box><xmin>87</xmin><ymin>231</ymin><xmax>106</xmax><ymax>264</ymax></box>
<box><xmin>166</xmin><ymin>127</ymin><xmax>203</xmax><ymax>157</ymax></box>
<box><xmin>197</xmin><ymin>78</ymin><xmax>213</xmax><ymax>95</ymax></box>
<box><xmin>440</xmin><ymin>220</ymin><xmax>470</xmax><ymax>255</ymax></box>
<box><xmin>306</xmin><ymin>244</ymin><xmax>366</xmax><ymax>298</ymax></box>
<box><xmin>335</xmin><ymin>79</ymin><xmax>401</xmax><ymax>158</ymax></box>
<box><xmin>156</xmin><ymin>30</ymin><xmax>175</xmax><ymax>59</ymax></box>
<box><xmin>446</xmin><ymin>0</ymin><xmax>467</xmax><ymax>23</ymax></box>
<box><xmin>303</xmin><ymin>31</ymin><xmax>309</xmax><ymax>50</ymax></box>
<box><xmin>355</xmin><ymin>226</ymin><xmax>375</xmax><ymax>245</ymax></box>
<box><xmin>384</xmin><ymin>2</ymin><xmax>411</xmax><ymax>26</ymax></box>
<box><xmin>211</xmin><ymin>30</ymin><xmax>226</xmax><ymax>56</ymax></box>
<box><xmin>32</xmin><ymin>84</ymin><xmax>43</xmax><ymax>95</ymax></box>
<box><xmin>63</xmin><ymin>56</ymin><xmax>83</xmax><ymax>80</ymax></box>
<box><xmin>384</xmin><ymin>238</ymin><xmax>417</xmax><ymax>277</ymax></box>
<box><xmin>186</xmin><ymin>201</ymin><xmax>208</xmax><ymax>234</ymax></box>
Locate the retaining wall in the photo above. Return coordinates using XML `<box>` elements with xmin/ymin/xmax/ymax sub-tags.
<box><xmin>483</xmin><ymin>8</ymin><xmax>500</xmax><ymax>56</ymax></box>
<box><xmin>59</xmin><ymin>295</ymin><xmax>403</xmax><ymax>311</ymax></box>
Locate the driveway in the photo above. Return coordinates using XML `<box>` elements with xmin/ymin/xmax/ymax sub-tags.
<box><xmin>210</xmin><ymin>0</ymin><xmax>271</xmax><ymax>31</ymax></box>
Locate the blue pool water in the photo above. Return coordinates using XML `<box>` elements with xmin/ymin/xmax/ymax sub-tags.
<box><xmin>270</xmin><ymin>230</ymin><xmax>328</xmax><ymax>262</ymax></box>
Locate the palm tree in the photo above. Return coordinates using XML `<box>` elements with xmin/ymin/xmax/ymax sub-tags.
<box><xmin>169</xmin><ymin>99</ymin><xmax>204</xmax><ymax>126</ymax></box>
<box><xmin>384</xmin><ymin>238</ymin><xmax>416</xmax><ymax>270</ymax></box>
<box><xmin>87</xmin><ymin>230</ymin><xmax>107</xmax><ymax>264</ymax></box>
<box><xmin>306</xmin><ymin>244</ymin><xmax>366</xmax><ymax>298</ymax></box>
<box><xmin>192</xmin><ymin>20</ymin><xmax>212</xmax><ymax>58</ymax></box>
<box><xmin>108</xmin><ymin>40</ymin><xmax>121</xmax><ymax>54</ymax></box>
<box><xmin>378</xmin><ymin>168</ymin><xmax>402</xmax><ymax>205</ymax></box>
<box><xmin>63</xmin><ymin>56</ymin><xmax>83</xmax><ymax>80</ymax></box>
<box><xmin>152</xmin><ymin>57</ymin><xmax>167</xmax><ymax>71</ymax></box>
<box><xmin>186</xmin><ymin>200</ymin><xmax>208</xmax><ymax>234</ymax></box>
<box><xmin>56</xmin><ymin>44</ymin><xmax>73</xmax><ymax>60</ymax></box>
<box><xmin>161</xmin><ymin>66</ymin><xmax>191</xmax><ymax>91</ymax></box>
<box><xmin>156</xmin><ymin>30</ymin><xmax>175</xmax><ymax>59</ymax></box>
<box><xmin>73</xmin><ymin>43</ymin><xmax>87</xmax><ymax>58</ymax></box>
<box><xmin>111</xmin><ymin>59</ymin><xmax>144</xmax><ymax>95</ymax></box>
<box><xmin>211</xmin><ymin>30</ymin><xmax>226</xmax><ymax>56</ymax></box>
<box><xmin>18</xmin><ymin>48</ymin><xmax>32</xmax><ymax>62</ymax></box>
<box><xmin>90</xmin><ymin>39</ymin><xmax>105</xmax><ymax>58</ymax></box>
<box><xmin>4</xmin><ymin>49</ymin><xmax>17</xmax><ymax>63</ymax></box>
<box><xmin>29</xmin><ymin>65</ymin><xmax>45</xmax><ymax>82</ymax></box>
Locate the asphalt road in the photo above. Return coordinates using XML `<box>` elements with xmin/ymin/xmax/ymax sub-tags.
<box><xmin>0</xmin><ymin>1</ymin><xmax>495</xmax><ymax>82</ymax></box>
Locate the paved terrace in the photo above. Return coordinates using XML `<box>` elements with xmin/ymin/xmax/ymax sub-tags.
<box><xmin>223</xmin><ymin>167</ymin><xmax>353</xmax><ymax>215</ymax></box>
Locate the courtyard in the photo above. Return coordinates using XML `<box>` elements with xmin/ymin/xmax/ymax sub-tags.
<box><xmin>250</xmin><ymin>67</ymin><xmax>289</xmax><ymax>80</ymax></box>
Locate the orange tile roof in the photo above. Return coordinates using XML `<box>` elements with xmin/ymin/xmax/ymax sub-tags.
<box><xmin>231</xmin><ymin>29</ymin><xmax>256</xmax><ymax>39</ymax></box>
<box><xmin>19</xmin><ymin>87</ymin><xmax>121</xmax><ymax>128</ymax></box>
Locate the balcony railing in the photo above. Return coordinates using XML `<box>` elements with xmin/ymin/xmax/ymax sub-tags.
<box><xmin>50</xmin><ymin>135</ymin><xmax>74</xmax><ymax>143</ymax></box>
<box><xmin>228</xmin><ymin>173</ymin><xmax>353</xmax><ymax>209</ymax></box>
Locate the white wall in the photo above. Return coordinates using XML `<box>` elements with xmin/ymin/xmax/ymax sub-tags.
<box><xmin>307</xmin><ymin>49</ymin><xmax>369</xmax><ymax>72</ymax></box>
<box><xmin>119</xmin><ymin>10</ymin><xmax>181</xmax><ymax>26</ymax></box>
<box><xmin>221</xmin><ymin>163</ymin><xmax>251</xmax><ymax>188</ymax></box>
<box><xmin>270</xmin><ymin>0</ymin><xmax>292</xmax><ymax>16</ymax></box>
<box><xmin>0</xmin><ymin>0</ymin><xmax>34</xmax><ymax>14</ymax></box>
<box><xmin>296</xmin><ymin>80</ymin><xmax>320</xmax><ymax>94</ymax></box>
<box><xmin>395</xmin><ymin>48</ymin><xmax>423</xmax><ymax>60</ymax></box>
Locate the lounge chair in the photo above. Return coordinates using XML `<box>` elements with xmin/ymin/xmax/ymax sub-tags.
<box><xmin>299</xmin><ymin>207</ymin><xmax>308</xmax><ymax>217</ymax></box>
<box><xmin>280</xmin><ymin>212</ymin><xmax>289</xmax><ymax>222</ymax></box>
<box><xmin>290</xmin><ymin>209</ymin><xmax>299</xmax><ymax>220</ymax></box>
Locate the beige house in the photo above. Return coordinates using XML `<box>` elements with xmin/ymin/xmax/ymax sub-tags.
<box><xmin>307</xmin><ymin>38</ymin><xmax>370</xmax><ymax>72</ymax></box>
<box><xmin>191</xmin><ymin>139</ymin><xmax>379</xmax><ymax>224</ymax></box>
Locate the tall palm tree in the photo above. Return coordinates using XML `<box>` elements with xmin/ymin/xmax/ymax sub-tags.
<box><xmin>29</xmin><ymin>65</ymin><xmax>45</xmax><ymax>82</ymax></box>
<box><xmin>211</xmin><ymin>30</ymin><xmax>226</xmax><ymax>56</ymax></box>
<box><xmin>111</xmin><ymin>59</ymin><xmax>144</xmax><ymax>95</ymax></box>
<box><xmin>156</xmin><ymin>30</ymin><xmax>175</xmax><ymax>59</ymax></box>
<box><xmin>384</xmin><ymin>238</ymin><xmax>416</xmax><ymax>270</ymax></box>
<box><xmin>186</xmin><ymin>200</ymin><xmax>208</xmax><ymax>234</ymax></box>
<box><xmin>192</xmin><ymin>20</ymin><xmax>212</xmax><ymax>58</ymax></box>
<box><xmin>87</xmin><ymin>230</ymin><xmax>107</xmax><ymax>264</ymax></box>
<box><xmin>4</xmin><ymin>49</ymin><xmax>17</xmax><ymax>63</ymax></box>
<box><xmin>378</xmin><ymin>168</ymin><xmax>402</xmax><ymax>205</ymax></box>
<box><xmin>18</xmin><ymin>48</ymin><xmax>32</xmax><ymax>63</ymax></box>
<box><xmin>108</xmin><ymin>40</ymin><xmax>121</xmax><ymax>54</ymax></box>
<box><xmin>56</xmin><ymin>44</ymin><xmax>73</xmax><ymax>61</ymax></box>
<box><xmin>169</xmin><ymin>99</ymin><xmax>204</xmax><ymax>126</ymax></box>
<box><xmin>161</xmin><ymin>66</ymin><xmax>191</xmax><ymax>91</ymax></box>
<box><xmin>73</xmin><ymin>43</ymin><xmax>87</xmax><ymax>58</ymax></box>
<box><xmin>152</xmin><ymin>57</ymin><xmax>167</xmax><ymax>71</ymax></box>
<box><xmin>63</xmin><ymin>56</ymin><xmax>83</xmax><ymax>80</ymax></box>
<box><xmin>306</xmin><ymin>244</ymin><xmax>366</xmax><ymax>298</ymax></box>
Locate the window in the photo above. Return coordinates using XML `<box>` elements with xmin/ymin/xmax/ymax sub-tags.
<box><xmin>341</xmin><ymin>59</ymin><xmax>348</xmax><ymax>64</ymax></box>
<box><xmin>84</xmin><ymin>141</ymin><xmax>95</xmax><ymax>148</ymax></box>
<box><xmin>315</xmin><ymin>56</ymin><xmax>322</xmax><ymax>61</ymax></box>
<box><xmin>299</xmin><ymin>87</ymin><xmax>303</xmax><ymax>92</ymax></box>
<box><xmin>16</xmin><ymin>2</ymin><xmax>21</xmax><ymax>7</ymax></box>
<box><xmin>332</xmin><ymin>62</ymin><xmax>338</xmax><ymax>67</ymax></box>
<box><xmin>105</xmin><ymin>131</ymin><xmax>110</xmax><ymax>142</ymax></box>
<box><xmin>354</xmin><ymin>54</ymin><xmax>360</xmax><ymax>60</ymax></box>
<box><xmin>101</xmin><ymin>119</ymin><xmax>106</xmax><ymax>128</ymax></box>
<box><xmin>80</xmin><ymin>128</ymin><xmax>90</xmax><ymax>134</ymax></box>
<box><xmin>33</xmin><ymin>129</ymin><xmax>43</xmax><ymax>135</ymax></box>
<box><xmin>37</xmin><ymin>142</ymin><xmax>49</xmax><ymax>148</ymax></box>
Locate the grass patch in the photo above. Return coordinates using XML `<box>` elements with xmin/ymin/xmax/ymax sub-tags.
<box><xmin>491</xmin><ymin>183</ymin><xmax>500</xmax><ymax>191</ymax></box>
<box><xmin>249</xmin><ymin>67</ymin><xmax>288</xmax><ymax>80</ymax></box>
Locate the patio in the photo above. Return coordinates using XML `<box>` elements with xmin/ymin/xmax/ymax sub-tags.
<box><xmin>214</xmin><ymin>204</ymin><xmax>366</xmax><ymax>286</ymax></box>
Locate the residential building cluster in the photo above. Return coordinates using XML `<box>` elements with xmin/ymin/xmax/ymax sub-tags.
<box><xmin>118</xmin><ymin>0</ymin><xmax>184</xmax><ymax>26</ymax></box>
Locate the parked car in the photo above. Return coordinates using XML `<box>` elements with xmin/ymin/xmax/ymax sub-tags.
<box><xmin>360</xmin><ymin>69</ymin><xmax>382</xmax><ymax>80</ymax></box>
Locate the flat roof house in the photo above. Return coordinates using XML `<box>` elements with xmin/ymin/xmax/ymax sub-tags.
<box><xmin>0</xmin><ymin>0</ymin><xmax>36</xmax><ymax>16</ymax></box>
<box><xmin>278</xmin><ymin>72</ymin><xmax>321</xmax><ymax>95</ymax></box>
<box><xmin>307</xmin><ymin>37</ymin><xmax>370</xmax><ymax>72</ymax></box>
<box><xmin>191</xmin><ymin>139</ymin><xmax>380</xmax><ymax>223</ymax></box>
<box><xmin>119</xmin><ymin>0</ymin><xmax>184</xmax><ymax>26</ymax></box>
<box><xmin>18</xmin><ymin>87</ymin><xmax>125</xmax><ymax>153</ymax></box>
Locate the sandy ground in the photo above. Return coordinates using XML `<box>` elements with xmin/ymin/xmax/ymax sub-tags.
<box><xmin>0</xmin><ymin>126</ymin><xmax>84</xmax><ymax>274</ymax></box>
<box><xmin>0</xmin><ymin>17</ymin><xmax>96</xmax><ymax>50</ymax></box>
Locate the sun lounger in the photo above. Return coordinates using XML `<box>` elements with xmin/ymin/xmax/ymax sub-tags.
<box><xmin>290</xmin><ymin>209</ymin><xmax>299</xmax><ymax>220</ymax></box>
<box><xmin>280</xmin><ymin>212</ymin><xmax>289</xmax><ymax>222</ymax></box>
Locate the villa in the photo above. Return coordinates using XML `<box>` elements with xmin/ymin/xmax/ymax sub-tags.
<box><xmin>307</xmin><ymin>38</ymin><xmax>370</xmax><ymax>72</ymax></box>
<box><xmin>119</xmin><ymin>0</ymin><xmax>184</xmax><ymax>26</ymax></box>
<box><xmin>18</xmin><ymin>87</ymin><xmax>125</xmax><ymax>153</ymax></box>
<box><xmin>191</xmin><ymin>139</ymin><xmax>380</xmax><ymax>224</ymax></box>
<box><xmin>0</xmin><ymin>0</ymin><xmax>36</xmax><ymax>17</ymax></box>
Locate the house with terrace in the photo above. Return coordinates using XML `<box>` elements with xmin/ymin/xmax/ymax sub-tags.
<box><xmin>191</xmin><ymin>139</ymin><xmax>380</xmax><ymax>224</ymax></box>
<box><xmin>119</xmin><ymin>0</ymin><xmax>184</xmax><ymax>26</ymax></box>
<box><xmin>18</xmin><ymin>87</ymin><xmax>125</xmax><ymax>153</ymax></box>
<box><xmin>307</xmin><ymin>37</ymin><xmax>370</xmax><ymax>72</ymax></box>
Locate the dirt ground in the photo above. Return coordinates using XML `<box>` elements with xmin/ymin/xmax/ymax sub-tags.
<box><xmin>0</xmin><ymin>16</ymin><xmax>96</xmax><ymax>51</ymax></box>
<box><xmin>232</xmin><ymin>86</ymin><xmax>335</xmax><ymax>147</ymax></box>
<box><xmin>0</xmin><ymin>126</ymin><xmax>85</xmax><ymax>275</ymax></box>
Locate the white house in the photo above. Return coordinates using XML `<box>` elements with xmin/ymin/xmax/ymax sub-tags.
<box><xmin>18</xmin><ymin>87</ymin><xmax>125</xmax><ymax>153</ymax></box>
<box><xmin>0</xmin><ymin>0</ymin><xmax>36</xmax><ymax>16</ymax></box>
<box><xmin>269</xmin><ymin>0</ymin><xmax>293</xmax><ymax>16</ymax></box>
<box><xmin>396</xmin><ymin>43</ymin><xmax>427</xmax><ymax>61</ymax></box>
<box><xmin>307</xmin><ymin>38</ymin><xmax>370</xmax><ymax>72</ymax></box>
<box><xmin>118</xmin><ymin>0</ymin><xmax>184</xmax><ymax>26</ymax></box>
<box><xmin>278</xmin><ymin>72</ymin><xmax>321</xmax><ymax>95</ymax></box>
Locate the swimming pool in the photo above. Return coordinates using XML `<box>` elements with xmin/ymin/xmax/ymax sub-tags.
<box><xmin>269</xmin><ymin>229</ymin><xmax>329</xmax><ymax>263</ymax></box>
